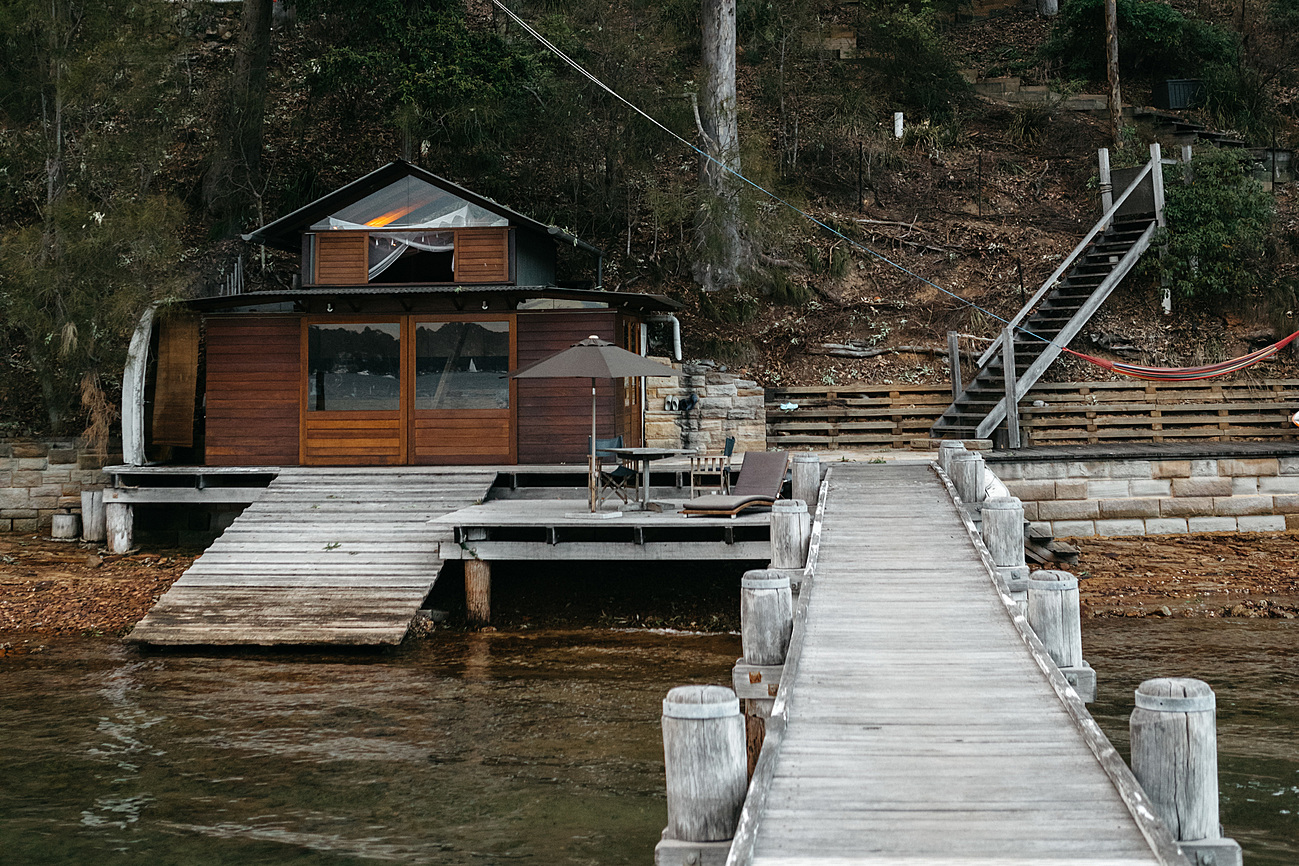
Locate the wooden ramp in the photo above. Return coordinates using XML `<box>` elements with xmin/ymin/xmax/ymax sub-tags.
<box><xmin>129</xmin><ymin>468</ymin><xmax>497</xmax><ymax>646</ymax></box>
<box><xmin>732</xmin><ymin>463</ymin><xmax>1179</xmax><ymax>865</ymax></box>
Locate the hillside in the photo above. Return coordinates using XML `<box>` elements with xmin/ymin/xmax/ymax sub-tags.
<box><xmin>1</xmin><ymin>0</ymin><xmax>1297</xmax><ymax>436</ymax></box>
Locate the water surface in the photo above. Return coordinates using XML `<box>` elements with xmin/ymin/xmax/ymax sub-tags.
<box><xmin>2</xmin><ymin>630</ymin><xmax>740</xmax><ymax>865</ymax></box>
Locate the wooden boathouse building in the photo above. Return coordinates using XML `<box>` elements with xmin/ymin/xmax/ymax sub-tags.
<box><xmin>129</xmin><ymin>160</ymin><xmax>681</xmax><ymax>469</ymax></box>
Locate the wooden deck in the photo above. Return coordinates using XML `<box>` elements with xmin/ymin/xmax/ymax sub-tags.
<box><xmin>730</xmin><ymin>463</ymin><xmax>1183</xmax><ymax>865</ymax></box>
<box><xmin>128</xmin><ymin>467</ymin><xmax>496</xmax><ymax>646</ymax></box>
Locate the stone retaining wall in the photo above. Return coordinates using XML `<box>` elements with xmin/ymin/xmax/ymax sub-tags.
<box><xmin>645</xmin><ymin>362</ymin><xmax>767</xmax><ymax>454</ymax></box>
<box><xmin>990</xmin><ymin>456</ymin><xmax>1299</xmax><ymax>537</ymax></box>
<box><xmin>0</xmin><ymin>439</ymin><xmax>111</xmax><ymax>532</ymax></box>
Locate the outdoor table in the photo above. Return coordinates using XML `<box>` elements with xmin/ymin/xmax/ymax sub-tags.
<box><xmin>606</xmin><ymin>447</ymin><xmax>692</xmax><ymax>509</ymax></box>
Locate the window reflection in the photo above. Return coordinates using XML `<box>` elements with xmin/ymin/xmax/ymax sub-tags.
<box><xmin>307</xmin><ymin>323</ymin><xmax>401</xmax><ymax>411</ymax></box>
<box><xmin>416</xmin><ymin>321</ymin><xmax>510</xmax><ymax>410</ymax></box>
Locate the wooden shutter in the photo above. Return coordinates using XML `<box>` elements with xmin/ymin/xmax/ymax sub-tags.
<box><xmin>315</xmin><ymin>233</ymin><xmax>368</xmax><ymax>285</ymax></box>
<box><xmin>151</xmin><ymin>314</ymin><xmax>200</xmax><ymax>447</ymax></box>
<box><xmin>454</xmin><ymin>228</ymin><xmax>510</xmax><ymax>283</ymax></box>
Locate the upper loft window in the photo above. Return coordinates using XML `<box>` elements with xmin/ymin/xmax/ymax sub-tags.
<box><xmin>310</xmin><ymin>176</ymin><xmax>508</xmax><ymax>231</ymax></box>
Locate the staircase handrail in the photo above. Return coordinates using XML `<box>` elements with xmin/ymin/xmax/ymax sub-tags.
<box><xmin>975</xmin><ymin>154</ymin><xmax>1159</xmax><ymax>370</ymax></box>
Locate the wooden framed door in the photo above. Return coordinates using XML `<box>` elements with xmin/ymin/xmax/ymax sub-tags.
<box><xmin>301</xmin><ymin>317</ymin><xmax>407</xmax><ymax>465</ymax></box>
<box><xmin>409</xmin><ymin>314</ymin><xmax>516</xmax><ymax>465</ymax></box>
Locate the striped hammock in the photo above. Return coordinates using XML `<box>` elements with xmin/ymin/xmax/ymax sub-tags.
<box><xmin>1062</xmin><ymin>330</ymin><xmax>1299</xmax><ymax>382</ymax></box>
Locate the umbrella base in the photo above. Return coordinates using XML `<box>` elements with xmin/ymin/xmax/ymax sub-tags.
<box><xmin>564</xmin><ymin>510</ymin><xmax>625</xmax><ymax>520</ymax></box>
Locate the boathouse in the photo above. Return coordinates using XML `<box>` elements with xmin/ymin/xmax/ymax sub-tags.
<box><xmin>127</xmin><ymin>161</ymin><xmax>681</xmax><ymax>468</ymax></box>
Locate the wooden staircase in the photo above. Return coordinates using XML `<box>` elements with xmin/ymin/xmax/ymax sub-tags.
<box><xmin>931</xmin><ymin>149</ymin><xmax>1166</xmax><ymax>442</ymax></box>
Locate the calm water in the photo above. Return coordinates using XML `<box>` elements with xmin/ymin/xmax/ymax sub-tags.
<box><xmin>1085</xmin><ymin>618</ymin><xmax>1299</xmax><ymax>865</ymax></box>
<box><xmin>2</xmin><ymin>621</ymin><xmax>1293</xmax><ymax>864</ymax></box>
<box><xmin>1</xmin><ymin>630</ymin><xmax>740</xmax><ymax>865</ymax></box>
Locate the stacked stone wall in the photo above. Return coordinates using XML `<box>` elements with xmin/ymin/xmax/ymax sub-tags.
<box><xmin>0</xmin><ymin>439</ymin><xmax>111</xmax><ymax>532</ymax></box>
<box><xmin>645</xmin><ymin>362</ymin><xmax>767</xmax><ymax>454</ymax></box>
<box><xmin>991</xmin><ymin>456</ymin><xmax>1299</xmax><ymax>537</ymax></box>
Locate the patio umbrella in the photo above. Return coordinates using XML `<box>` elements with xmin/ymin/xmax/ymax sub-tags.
<box><xmin>512</xmin><ymin>336</ymin><xmax>682</xmax><ymax>511</ymax></box>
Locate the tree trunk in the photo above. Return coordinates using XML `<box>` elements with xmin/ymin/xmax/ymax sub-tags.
<box><xmin>203</xmin><ymin>0</ymin><xmax>274</xmax><ymax>231</ymax></box>
<box><xmin>1038</xmin><ymin>0</ymin><xmax>1058</xmax><ymax>16</ymax></box>
<box><xmin>696</xmin><ymin>0</ymin><xmax>744</xmax><ymax>292</ymax></box>
<box><xmin>1105</xmin><ymin>0</ymin><xmax>1123</xmax><ymax>148</ymax></box>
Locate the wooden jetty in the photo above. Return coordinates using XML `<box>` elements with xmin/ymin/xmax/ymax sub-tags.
<box><xmin>129</xmin><ymin>468</ymin><xmax>496</xmax><ymax>646</ymax></box>
<box><xmin>729</xmin><ymin>463</ymin><xmax>1183</xmax><ymax>865</ymax></box>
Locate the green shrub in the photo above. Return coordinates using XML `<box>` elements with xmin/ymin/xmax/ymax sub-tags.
<box><xmin>1153</xmin><ymin>146</ymin><xmax>1273</xmax><ymax>300</ymax></box>
<box><xmin>1199</xmin><ymin>62</ymin><xmax>1277</xmax><ymax>141</ymax></box>
<box><xmin>855</xmin><ymin>3</ymin><xmax>971</xmax><ymax>120</ymax></box>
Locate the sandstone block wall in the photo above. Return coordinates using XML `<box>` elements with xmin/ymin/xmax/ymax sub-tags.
<box><xmin>0</xmin><ymin>439</ymin><xmax>110</xmax><ymax>532</ymax></box>
<box><xmin>990</xmin><ymin>456</ymin><xmax>1299</xmax><ymax>538</ymax></box>
<box><xmin>645</xmin><ymin>362</ymin><xmax>767</xmax><ymax>454</ymax></box>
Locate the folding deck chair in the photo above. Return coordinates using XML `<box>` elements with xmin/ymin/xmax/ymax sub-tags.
<box><xmin>589</xmin><ymin>435</ymin><xmax>637</xmax><ymax>505</ymax></box>
<box><xmin>680</xmin><ymin>451</ymin><xmax>789</xmax><ymax>517</ymax></box>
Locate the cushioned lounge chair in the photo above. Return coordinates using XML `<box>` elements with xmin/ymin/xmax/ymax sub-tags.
<box><xmin>681</xmin><ymin>451</ymin><xmax>789</xmax><ymax>517</ymax></box>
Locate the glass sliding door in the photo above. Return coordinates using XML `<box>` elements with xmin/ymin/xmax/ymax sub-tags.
<box><xmin>302</xmin><ymin>320</ymin><xmax>406</xmax><ymax>464</ymax></box>
<box><xmin>410</xmin><ymin>316</ymin><xmax>515</xmax><ymax>464</ymax></box>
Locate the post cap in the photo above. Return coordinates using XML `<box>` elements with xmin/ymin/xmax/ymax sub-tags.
<box><xmin>1028</xmin><ymin>570</ymin><xmax>1078</xmax><ymax>591</ymax></box>
<box><xmin>772</xmin><ymin>499</ymin><xmax>808</xmax><ymax>514</ymax></box>
<box><xmin>792</xmin><ymin>452</ymin><xmax>820</xmax><ymax>463</ymax></box>
<box><xmin>741</xmin><ymin>568</ymin><xmax>791</xmax><ymax>591</ymax></box>
<box><xmin>1134</xmin><ymin>677</ymin><xmax>1216</xmax><ymax>713</ymax></box>
<box><xmin>982</xmin><ymin>496</ymin><xmax>1023</xmax><ymax>511</ymax></box>
<box><xmin>663</xmin><ymin>685</ymin><xmax>740</xmax><ymax>719</ymax></box>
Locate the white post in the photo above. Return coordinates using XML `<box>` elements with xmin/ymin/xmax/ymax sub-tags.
<box><xmin>1098</xmin><ymin>147</ymin><xmax>1113</xmax><ymax>222</ymax></box>
<box><xmin>106</xmin><ymin>502</ymin><xmax>133</xmax><ymax>554</ymax></box>
<box><xmin>947</xmin><ymin>331</ymin><xmax>963</xmax><ymax>400</ymax></box>
<box><xmin>1027</xmin><ymin>570</ymin><xmax>1095</xmax><ymax>701</ymax></box>
<box><xmin>735</xmin><ymin>569</ymin><xmax>793</xmax><ymax>779</ymax></box>
<box><xmin>893</xmin><ymin>111</ymin><xmax>904</xmax><ymax>139</ymax></box>
<box><xmin>770</xmin><ymin>499</ymin><xmax>810</xmax><ymax>576</ymax></box>
<box><xmin>1130</xmin><ymin>678</ymin><xmax>1242</xmax><ymax>866</ymax></box>
<box><xmin>981</xmin><ymin>497</ymin><xmax>1029</xmax><ymax>606</ymax></box>
<box><xmin>1150</xmin><ymin>142</ymin><xmax>1171</xmax><ymax>316</ymax></box>
<box><xmin>938</xmin><ymin>440</ymin><xmax>966</xmax><ymax>475</ymax></box>
<box><xmin>81</xmin><ymin>489</ymin><xmax>106</xmax><ymax>543</ymax></box>
<box><xmin>1002</xmin><ymin>326</ymin><xmax>1021</xmax><ymax>449</ymax></box>
<box><xmin>657</xmin><ymin>685</ymin><xmax>747</xmax><ymax>865</ymax></box>
<box><xmin>790</xmin><ymin>453</ymin><xmax>820</xmax><ymax>509</ymax></box>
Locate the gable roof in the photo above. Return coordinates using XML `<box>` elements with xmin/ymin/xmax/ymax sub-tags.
<box><xmin>242</xmin><ymin>160</ymin><xmax>603</xmax><ymax>257</ymax></box>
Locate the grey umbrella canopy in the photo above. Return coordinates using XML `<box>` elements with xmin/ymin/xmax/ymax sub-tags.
<box><xmin>513</xmin><ymin>336</ymin><xmax>682</xmax><ymax>511</ymax></box>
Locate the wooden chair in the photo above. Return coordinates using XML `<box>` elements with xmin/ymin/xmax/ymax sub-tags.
<box><xmin>690</xmin><ymin>436</ymin><xmax>736</xmax><ymax>497</ymax></box>
<box><xmin>681</xmin><ymin>451</ymin><xmax>789</xmax><ymax>517</ymax></box>
<box><xmin>590</xmin><ymin>435</ymin><xmax>636</xmax><ymax>505</ymax></box>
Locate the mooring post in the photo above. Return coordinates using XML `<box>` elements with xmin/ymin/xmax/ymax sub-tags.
<box><xmin>105</xmin><ymin>502</ymin><xmax>133</xmax><ymax>554</ymax></box>
<box><xmin>937</xmin><ymin>440</ymin><xmax>966</xmax><ymax>476</ymax></box>
<box><xmin>1130</xmin><ymin>678</ymin><xmax>1242</xmax><ymax>866</ymax></box>
<box><xmin>981</xmin><ymin>497</ymin><xmax>1030</xmax><ymax>610</ymax></box>
<box><xmin>790</xmin><ymin>452</ymin><xmax>820</xmax><ymax>510</ymax></box>
<box><xmin>656</xmin><ymin>685</ymin><xmax>747</xmax><ymax>866</ymax></box>
<box><xmin>81</xmin><ymin>489</ymin><xmax>106</xmax><ymax>543</ymax></box>
<box><xmin>1027</xmin><ymin>570</ymin><xmax>1095</xmax><ymax>701</ymax></box>
<box><xmin>463</xmin><ymin>527</ymin><xmax>491</xmax><ymax>627</ymax></box>
<box><xmin>770</xmin><ymin>499</ymin><xmax>810</xmax><ymax>584</ymax></box>
<box><xmin>733</xmin><ymin>569</ymin><xmax>794</xmax><ymax>776</ymax></box>
<box><xmin>949</xmin><ymin>451</ymin><xmax>985</xmax><ymax>526</ymax></box>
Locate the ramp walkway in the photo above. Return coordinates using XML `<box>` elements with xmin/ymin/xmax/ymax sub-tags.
<box><xmin>130</xmin><ymin>467</ymin><xmax>496</xmax><ymax>646</ymax></box>
<box><xmin>731</xmin><ymin>463</ymin><xmax>1181</xmax><ymax>865</ymax></box>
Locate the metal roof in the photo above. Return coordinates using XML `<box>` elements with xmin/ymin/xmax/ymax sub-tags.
<box><xmin>186</xmin><ymin>284</ymin><xmax>683</xmax><ymax>313</ymax></box>
<box><xmin>241</xmin><ymin>161</ymin><xmax>603</xmax><ymax>257</ymax></box>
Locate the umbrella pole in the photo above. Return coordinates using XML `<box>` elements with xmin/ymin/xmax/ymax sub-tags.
<box><xmin>590</xmin><ymin>380</ymin><xmax>597</xmax><ymax>512</ymax></box>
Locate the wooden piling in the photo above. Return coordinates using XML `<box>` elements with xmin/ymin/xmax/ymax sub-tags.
<box><xmin>81</xmin><ymin>489</ymin><xmax>106</xmax><ymax>543</ymax></box>
<box><xmin>659</xmin><ymin>685</ymin><xmax>747</xmax><ymax>851</ymax></box>
<box><xmin>981</xmin><ymin>496</ymin><xmax>1029</xmax><ymax>599</ymax></box>
<box><xmin>937</xmin><ymin>440</ymin><xmax>966</xmax><ymax>476</ymax></box>
<box><xmin>1027</xmin><ymin>570</ymin><xmax>1082</xmax><ymax>668</ymax></box>
<box><xmin>949</xmin><ymin>451</ymin><xmax>983</xmax><ymax>504</ymax></box>
<box><xmin>741</xmin><ymin>570</ymin><xmax>793</xmax><ymax>665</ymax></box>
<box><xmin>1130</xmin><ymin>678</ymin><xmax>1241</xmax><ymax>865</ymax></box>
<box><xmin>106</xmin><ymin>502</ymin><xmax>133</xmax><ymax>554</ymax></box>
<box><xmin>770</xmin><ymin>500</ymin><xmax>810</xmax><ymax>573</ymax></box>
<box><xmin>790</xmin><ymin>453</ymin><xmax>820</xmax><ymax>510</ymax></box>
<box><xmin>51</xmin><ymin>512</ymin><xmax>80</xmax><ymax>541</ymax></box>
<box><xmin>465</xmin><ymin>559</ymin><xmax>492</xmax><ymax>626</ymax></box>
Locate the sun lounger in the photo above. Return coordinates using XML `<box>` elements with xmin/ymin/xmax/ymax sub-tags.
<box><xmin>681</xmin><ymin>451</ymin><xmax>788</xmax><ymax>517</ymax></box>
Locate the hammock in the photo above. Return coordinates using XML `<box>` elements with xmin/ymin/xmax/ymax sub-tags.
<box><xmin>1061</xmin><ymin>330</ymin><xmax>1299</xmax><ymax>382</ymax></box>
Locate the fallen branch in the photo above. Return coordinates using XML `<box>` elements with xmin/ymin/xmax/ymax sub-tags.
<box><xmin>759</xmin><ymin>252</ymin><xmax>809</xmax><ymax>271</ymax></box>
<box><xmin>809</xmin><ymin>343</ymin><xmax>948</xmax><ymax>359</ymax></box>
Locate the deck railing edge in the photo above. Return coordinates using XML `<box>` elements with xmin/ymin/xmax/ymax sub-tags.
<box><xmin>933</xmin><ymin>461</ymin><xmax>1192</xmax><ymax>866</ymax></box>
<box><xmin>725</xmin><ymin>466</ymin><xmax>832</xmax><ymax>866</ymax></box>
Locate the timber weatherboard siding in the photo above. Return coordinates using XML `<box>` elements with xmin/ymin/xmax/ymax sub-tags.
<box><xmin>204</xmin><ymin>315</ymin><xmax>302</xmax><ymax>466</ymax></box>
